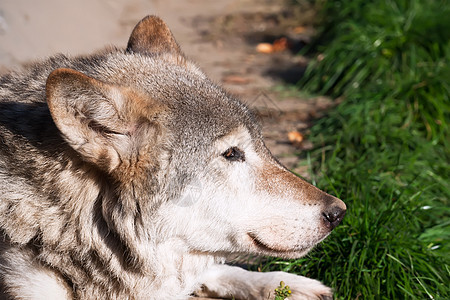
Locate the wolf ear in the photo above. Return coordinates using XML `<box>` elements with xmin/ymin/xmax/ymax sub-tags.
<box><xmin>126</xmin><ymin>15</ymin><xmax>182</xmax><ymax>56</ymax></box>
<box><xmin>46</xmin><ymin>68</ymin><xmax>156</xmax><ymax>172</ymax></box>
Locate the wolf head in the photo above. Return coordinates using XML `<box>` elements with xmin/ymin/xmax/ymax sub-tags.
<box><xmin>45</xmin><ymin>16</ymin><xmax>346</xmax><ymax>261</ymax></box>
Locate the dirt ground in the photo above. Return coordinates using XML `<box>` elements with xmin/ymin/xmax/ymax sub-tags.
<box><xmin>0</xmin><ymin>0</ymin><xmax>335</xmax><ymax>178</ymax></box>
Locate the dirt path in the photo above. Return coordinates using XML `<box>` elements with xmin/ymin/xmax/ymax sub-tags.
<box><xmin>0</xmin><ymin>0</ymin><xmax>334</xmax><ymax>178</ymax></box>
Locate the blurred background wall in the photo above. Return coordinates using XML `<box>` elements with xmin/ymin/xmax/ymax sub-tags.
<box><xmin>0</xmin><ymin>0</ymin><xmax>241</xmax><ymax>69</ymax></box>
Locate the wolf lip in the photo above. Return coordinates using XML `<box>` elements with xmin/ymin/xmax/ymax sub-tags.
<box><xmin>247</xmin><ymin>232</ymin><xmax>305</xmax><ymax>254</ymax></box>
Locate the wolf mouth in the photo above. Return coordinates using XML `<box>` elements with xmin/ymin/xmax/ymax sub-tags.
<box><xmin>247</xmin><ymin>232</ymin><xmax>308</xmax><ymax>255</ymax></box>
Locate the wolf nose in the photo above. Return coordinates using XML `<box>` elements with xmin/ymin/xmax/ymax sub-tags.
<box><xmin>322</xmin><ymin>206</ymin><xmax>346</xmax><ymax>229</ymax></box>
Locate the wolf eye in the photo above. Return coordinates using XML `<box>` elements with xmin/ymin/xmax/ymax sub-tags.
<box><xmin>222</xmin><ymin>147</ymin><xmax>245</xmax><ymax>162</ymax></box>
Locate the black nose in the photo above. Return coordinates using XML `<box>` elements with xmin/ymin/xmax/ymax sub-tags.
<box><xmin>322</xmin><ymin>206</ymin><xmax>346</xmax><ymax>229</ymax></box>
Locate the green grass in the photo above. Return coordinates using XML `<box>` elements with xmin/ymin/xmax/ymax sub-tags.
<box><xmin>263</xmin><ymin>0</ymin><xmax>450</xmax><ymax>299</ymax></box>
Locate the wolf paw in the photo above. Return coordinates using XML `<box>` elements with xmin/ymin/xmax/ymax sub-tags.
<box><xmin>270</xmin><ymin>272</ymin><xmax>332</xmax><ymax>300</ymax></box>
<box><xmin>196</xmin><ymin>264</ymin><xmax>333</xmax><ymax>300</ymax></box>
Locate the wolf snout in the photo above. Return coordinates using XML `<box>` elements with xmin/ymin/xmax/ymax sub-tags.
<box><xmin>322</xmin><ymin>205</ymin><xmax>346</xmax><ymax>229</ymax></box>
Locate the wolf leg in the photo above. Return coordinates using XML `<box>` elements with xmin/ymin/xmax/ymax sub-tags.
<box><xmin>194</xmin><ymin>264</ymin><xmax>332</xmax><ymax>300</ymax></box>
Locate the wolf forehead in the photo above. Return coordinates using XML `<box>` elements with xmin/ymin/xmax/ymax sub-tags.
<box><xmin>139</xmin><ymin>58</ymin><xmax>260</xmax><ymax>142</ymax></box>
<box><xmin>91</xmin><ymin>52</ymin><xmax>261</xmax><ymax>145</ymax></box>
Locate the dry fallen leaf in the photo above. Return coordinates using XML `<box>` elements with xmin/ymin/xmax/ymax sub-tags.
<box><xmin>256</xmin><ymin>43</ymin><xmax>273</xmax><ymax>54</ymax></box>
<box><xmin>293</xmin><ymin>26</ymin><xmax>307</xmax><ymax>34</ymax></box>
<box><xmin>272</xmin><ymin>37</ymin><xmax>288</xmax><ymax>52</ymax></box>
<box><xmin>222</xmin><ymin>75</ymin><xmax>251</xmax><ymax>85</ymax></box>
<box><xmin>288</xmin><ymin>131</ymin><xmax>304</xmax><ymax>145</ymax></box>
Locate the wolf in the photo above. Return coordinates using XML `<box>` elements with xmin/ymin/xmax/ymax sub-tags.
<box><xmin>0</xmin><ymin>16</ymin><xmax>346</xmax><ymax>299</ymax></box>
